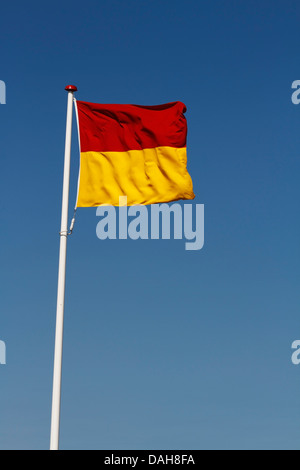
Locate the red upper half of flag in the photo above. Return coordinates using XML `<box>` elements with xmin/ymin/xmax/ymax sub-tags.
<box><xmin>76</xmin><ymin>101</ymin><xmax>187</xmax><ymax>153</ymax></box>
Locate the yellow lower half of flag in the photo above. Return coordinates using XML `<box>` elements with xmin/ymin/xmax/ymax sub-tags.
<box><xmin>76</xmin><ymin>146</ymin><xmax>195</xmax><ymax>207</ymax></box>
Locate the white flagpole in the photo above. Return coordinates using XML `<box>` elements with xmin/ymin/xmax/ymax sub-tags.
<box><xmin>50</xmin><ymin>85</ymin><xmax>77</xmax><ymax>451</ymax></box>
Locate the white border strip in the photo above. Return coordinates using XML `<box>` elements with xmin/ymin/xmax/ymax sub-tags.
<box><xmin>73</xmin><ymin>97</ymin><xmax>81</xmax><ymax>210</ymax></box>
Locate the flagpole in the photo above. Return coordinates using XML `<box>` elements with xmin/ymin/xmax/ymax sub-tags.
<box><xmin>50</xmin><ymin>85</ymin><xmax>77</xmax><ymax>451</ymax></box>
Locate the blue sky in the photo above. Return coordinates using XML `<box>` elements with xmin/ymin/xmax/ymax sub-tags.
<box><xmin>1</xmin><ymin>0</ymin><xmax>300</xmax><ymax>450</ymax></box>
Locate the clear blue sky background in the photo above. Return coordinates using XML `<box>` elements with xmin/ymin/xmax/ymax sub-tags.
<box><xmin>1</xmin><ymin>0</ymin><xmax>300</xmax><ymax>450</ymax></box>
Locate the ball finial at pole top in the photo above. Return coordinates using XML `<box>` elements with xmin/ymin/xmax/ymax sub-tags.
<box><xmin>65</xmin><ymin>85</ymin><xmax>78</xmax><ymax>92</ymax></box>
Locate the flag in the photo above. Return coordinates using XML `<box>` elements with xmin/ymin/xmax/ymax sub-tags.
<box><xmin>75</xmin><ymin>100</ymin><xmax>195</xmax><ymax>207</ymax></box>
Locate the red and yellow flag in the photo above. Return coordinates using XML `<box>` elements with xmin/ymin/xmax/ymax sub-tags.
<box><xmin>75</xmin><ymin>100</ymin><xmax>195</xmax><ymax>207</ymax></box>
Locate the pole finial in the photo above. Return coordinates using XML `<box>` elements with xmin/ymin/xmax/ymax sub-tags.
<box><xmin>65</xmin><ymin>85</ymin><xmax>78</xmax><ymax>92</ymax></box>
